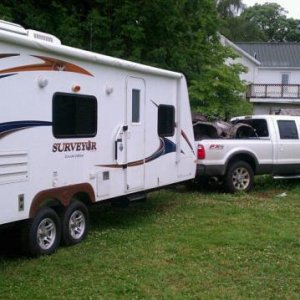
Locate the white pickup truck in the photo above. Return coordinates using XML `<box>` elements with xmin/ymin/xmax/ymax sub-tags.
<box><xmin>195</xmin><ymin>114</ymin><xmax>300</xmax><ymax>192</ymax></box>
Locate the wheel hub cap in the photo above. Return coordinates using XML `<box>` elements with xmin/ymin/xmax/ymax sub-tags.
<box><xmin>69</xmin><ymin>210</ymin><xmax>86</xmax><ymax>240</ymax></box>
<box><xmin>37</xmin><ymin>218</ymin><xmax>56</xmax><ymax>250</ymax></box>
<box><xmin>232</xmin><ymin>167</ymin><xmax>250</xmax><ymax>190</ymax></box>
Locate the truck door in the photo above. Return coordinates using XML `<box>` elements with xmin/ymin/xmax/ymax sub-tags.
<box><xmin>125</xmin><ymin>77</ymin><xmax>145</xmax><ymax>191</ymax></box>
<box><xmin>274</xmin><ymin>119</ymin><xmax>300</xmax><ymax>174</ymax></box>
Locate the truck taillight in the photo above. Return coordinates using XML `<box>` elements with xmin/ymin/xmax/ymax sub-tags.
<box><xmin>197</xmin><ymin>144</ymin><xmax>205</xmax><ymax>159</ymax></box>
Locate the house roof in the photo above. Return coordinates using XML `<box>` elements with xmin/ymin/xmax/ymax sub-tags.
<box><xmin>235</xmin><ymin>43</ymin><xmax>300</xmax><ymax>68</ymax></box>
<box><xmin>222</xmin><ymin>37</ymin><xmax>261</xmax><ymax>66</ymax></box>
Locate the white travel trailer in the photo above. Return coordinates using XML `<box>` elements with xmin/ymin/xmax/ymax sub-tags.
<box><xmin>0</xmin><ymin>21</ymin><xmax>196</xmax><ymax>255</ymax></box>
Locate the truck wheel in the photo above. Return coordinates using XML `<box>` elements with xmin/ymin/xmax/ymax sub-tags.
<box><xmin>61</xmin><ymin>201</ymin><xmax>89</xmax><ymax>246</ymax></box>
<box><xmin>225</xmin><ymin>161</ymin><xmax>254</xmax><ymax>193</ymax></box>
<box><xmin>27</xmin><ymin>207</ymin><xmax>61</xmax><ymax>256</ymax></box>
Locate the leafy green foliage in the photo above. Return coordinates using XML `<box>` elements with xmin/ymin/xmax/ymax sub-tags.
<box><xmin>241</xmin><ymin>3</ymin><xmax>300</xmax><ymax>42</ymax></box>
<box><xmin>221</xmin><ymin>2</ymin><xmax>300</xmax><ymax>42</ymax></box>
<box><xmin>216</xmin><ymin>0</ymin><xmax>244</xmax><ymax>18</ymax></box>
<box><xmin>189</xmin><ymin>45</ymin><xmax>251</xmax><ymax>120</ymax></box>
<box><xmin>221</xmin><ymin>16</ymin><xmax>266</xmax><ymax>42</ymax></box>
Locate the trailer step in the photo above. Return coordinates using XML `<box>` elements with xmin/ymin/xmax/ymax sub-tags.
<box><xmin>273</xmin><ymin>175</ymin><xmax>300</xmax><ymax>180</ymax></box>
<box><xmin>111</xmin><ymin>193</ymin><xmax>147</xmax><ymax>208</ymax></box>
<box><xmin>127</xmin><ymin>192</ymin><xmax>146</xmax><ymax>202</ymax></box>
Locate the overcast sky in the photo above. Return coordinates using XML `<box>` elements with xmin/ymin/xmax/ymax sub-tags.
<box><xmin>242</xmin><ymin>0</ymin><xmax>300</xmax><ymax>19</ymax></box>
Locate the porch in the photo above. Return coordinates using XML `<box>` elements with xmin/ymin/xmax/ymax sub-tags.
<box><xmin>247</xmin><ymin>84</ymin><xmax>300</xmax><ymax>101</ymax></box>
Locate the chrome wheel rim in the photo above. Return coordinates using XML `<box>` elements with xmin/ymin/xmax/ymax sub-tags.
<box><xmin>37</xmin><ymin>218</ymin><xmax>56</xmax><ymax>250</ymax></box>
<box><xmin>232</xmin><ymin>167</ymin><xmax>250</xmax><ymax>191</ymax></box>
<box><xmin>69</xmin><ymin>210</ymin><xmax>86</xmax><ymax>240</ymax></box>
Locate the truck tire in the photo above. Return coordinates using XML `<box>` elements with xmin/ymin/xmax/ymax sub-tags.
<box><xmin>61</xmin><ymin>201</ymin><xmax>89</xmax><ymax>246</ymax></box>
<box><xmin>225</xmin><ymin>161</ymin><xmax>254</xmax><ymax>193</ymax></box>
<box><xmin>26</xmin><ymin>207</ymin><xmax>61</xmax><ymax>256</ymax></box>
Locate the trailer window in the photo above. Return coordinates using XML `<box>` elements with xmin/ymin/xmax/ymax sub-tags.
<box><xmin>158</xmin><ymin>105</ymin><xmax>175</xmax><ymax>137</ymax></box>
<box><xmin>132</xmin><ymin>89</ymin><xmax>140</xmax><ymax>123</ymax></box>
<box><xmin>277</xmin><ymin>120</ymin><xmax>298</xmax><ymax>139</ymax></box>
<box><xmin>53</xmin><ymin>93</ymin><xmax>97</xmax><ymax>138</ymax></box>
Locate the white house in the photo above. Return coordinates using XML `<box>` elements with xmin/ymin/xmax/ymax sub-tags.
<box><xmin>222</xmin><ymin>36</ymin><xmax>300</xmax><ymax>114</ymax></box>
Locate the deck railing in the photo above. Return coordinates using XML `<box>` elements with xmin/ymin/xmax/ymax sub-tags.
<box><xmin>247</xmin><ymin>84</ymin><xmax>300</xmax><ymax>99</ymax></box>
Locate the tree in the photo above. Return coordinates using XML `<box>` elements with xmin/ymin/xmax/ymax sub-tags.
<box><xmin>241</xmin><ymin>3</ymin><xmax>300</xmax><ymax>42</ymax></box>
<box><xmin>217</xmin><ymin>0</ymin><xmax>266</xmax><ymax>42</ymax></box>
<box><xmin>215</xmin><ymin>0</ymin><xmax>244</xmax><ymax>18</ymax></box>
<box><xmin>221</xmin><ymin>15</ymin><xmax>266</xmax><ymax>42</ymax></box>
<box><xmin>219</xmin><ymin>2</ymin><xmax>300</xmax><ymax>42</ymax></box>
<box><xmin>285</xmin><ymin>19</ymin><xmax>300</xmax><ymax>42</ymax></box>
<box><xmin>189</xmin><ymin>45</ymin><xmax>251</xmax><ymax>120</ymax></box>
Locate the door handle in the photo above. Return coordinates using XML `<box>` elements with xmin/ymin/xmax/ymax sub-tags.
<box><xmin>115</xmin><ymin>138</ymin><xmax>122</xmax><ymax>160</ymax></box>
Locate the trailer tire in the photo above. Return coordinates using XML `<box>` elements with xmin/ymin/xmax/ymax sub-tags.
<box><xmin>61</xmin><ymin>201</ymin><xmax>89</xmax><ymax>246</ymax></box>
<box><xmin>225</xmin><ymin>161</ymin><xmax>254</xmax><ymax>193</ymax></box>
<box><xmin>26</xmin><ymin>207</ymin><xmax>61</xmax><ymax>256</ymax></box>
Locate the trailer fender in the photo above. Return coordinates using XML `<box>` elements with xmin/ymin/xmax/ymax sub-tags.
<box><xmin>29</xmin><ymin>183</ymin><xmax>95</xmax><ymax>218</ymax></box>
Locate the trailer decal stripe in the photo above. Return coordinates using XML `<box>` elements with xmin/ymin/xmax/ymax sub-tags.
<box><xmin>0</xmin><ymin>121</ymin><xmax>52</xmax><ymax>138</ymax></box>
<box><xmin>97</xmin><ymin>137</ymin><xmax>177</xmax><ymax>168</ymax></box>
<box><xmin>0</xmin><ymin>54</ymin><xmax>93</xmax><ymax>77</ymax></box>
<box><xmin>0</xmin><ymin>54</ymin><xmax>19</xmax><ymax>59</ymax></box>
<box><xmin>181</xmin><ymin>130</ymin><xmax>195</xmax><ymax>154</ymax></box>
<box><xmin>0</xmin><ymin>73</ymin><xmax>17</xmax><ymax>79</ymax></box>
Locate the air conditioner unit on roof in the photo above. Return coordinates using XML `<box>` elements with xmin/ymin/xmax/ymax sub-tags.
<box><xmin>27</xmin><ymin>29</ymin><xmax>61</xmax><ymax>45</ymax></box>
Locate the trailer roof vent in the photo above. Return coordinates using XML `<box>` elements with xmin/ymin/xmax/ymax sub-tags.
<box><xmin>27</xmin><ymin>29</ymin><xmax>61</xmax><ymax>45</ymax></box>
<box><xmin>0</xmin><ymin>20</ymin><xmax>27</xmax><ymax>35</ymax></box>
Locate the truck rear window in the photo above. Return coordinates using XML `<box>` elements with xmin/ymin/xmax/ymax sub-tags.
<box><xmin>234</xmin><ymin>119</ymin><xmax>269</xmax><ymax>138</ymax></box>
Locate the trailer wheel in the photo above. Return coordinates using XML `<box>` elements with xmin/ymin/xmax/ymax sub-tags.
<box><xmin>225</xmin><ymin>161</ymin><xmax>254</xmax><ymax>193</ymax></box>
<box><xmin>27</xmin><ymin>207</ymin><xmax>61</xmax><ymax>256</ymax></box>
<box><xmin>61</xmin><ymin>201</ymin><xmax>89</xmax><ymax>246</ymax></box>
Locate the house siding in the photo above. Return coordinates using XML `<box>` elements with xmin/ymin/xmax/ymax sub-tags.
<box><xmin>255</xmin><ymin>69</ymin><xmax>300</xmax><ymax>84</ymax></box>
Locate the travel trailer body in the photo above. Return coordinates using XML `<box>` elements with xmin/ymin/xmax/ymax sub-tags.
<box><xmin>0</xmin><ymin>21</ymin><xmax>195</xmax><ymax>255</ymax></box>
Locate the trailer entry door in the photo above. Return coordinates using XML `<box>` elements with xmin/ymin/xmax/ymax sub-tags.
<box><xmin>125</xmin><ymin>77</ymin><xmax>145</xmax><ymax>191</ymax></box>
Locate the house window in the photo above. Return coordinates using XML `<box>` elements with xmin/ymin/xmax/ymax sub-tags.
<box><xmin>132</xmin><ymin>89</ymin><xmax>140</xmax><ymax>123</ymax></box>
<box><xmin>277</xmin><ymin>120</ymin><xmax>298</xmax><ymax>139</ymax></box>
<box><xmin>281</xmin><ymin>73</ymin><xmax>289</xmax><ymax>85</ymax></box>
<box><xmin>158</xmin><ymin>105</ymin><xmax>175</xmax><ymax>137</ymax></box>
<box><xmin>53</xmin><ymin>93</ymin><xmax>97</xmax><ymax>138</ymax></box>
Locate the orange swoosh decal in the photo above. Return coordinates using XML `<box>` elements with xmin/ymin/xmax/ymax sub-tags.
<box><xmin>0</xmin><ymin>55</ymin><xmax>93</xmax><ymax>76</ymax></box>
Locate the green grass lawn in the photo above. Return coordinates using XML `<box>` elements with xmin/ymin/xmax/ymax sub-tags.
<box><xmin>1</xmin><ymin>176</ymin><xmax>300</xmax><ymax>299</ymax></box>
